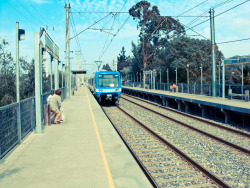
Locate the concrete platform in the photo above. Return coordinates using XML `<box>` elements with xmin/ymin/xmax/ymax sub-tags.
<box><xmin>122</xmin><ymin>86</ymin><xmax>250</xmax><ymax>113</ymax></box>
<box><xmin>0</xmin><ymin>86</ymin><xmax>152</xmax><ymax>188</ymax></box>
<box><xmin>122</xmin><ymin>86</ymin><xmax>250</xmax><ymax>126</ymax></box>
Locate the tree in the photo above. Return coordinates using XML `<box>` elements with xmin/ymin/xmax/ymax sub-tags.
<box><xmin>129</xmin><ymin>0</ymin><xmax>185</xmax><ymax>70</ymax></box>
<box><xmin>151</xmin><ymin>36</ymin><xmax>224</xmax><ymax>84</ymax></box>
<box><xmin>102</xmin><ymin>63</ymin><xmax>112</xmax><ymax>71</ymax></box>
<box><xmin>117</xmin><ymin>47</ymin><xmax>129</xmax><ymax>71</ymax></box>
<box><xmin>0</xmin><ymin>38</ymin><xmax>16</xmax><ymax>106</ymax></box>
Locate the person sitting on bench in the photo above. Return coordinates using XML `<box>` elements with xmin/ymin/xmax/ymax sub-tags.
<box><xmin>50</xmin><ymin>89</ymin><xmax>62</xmax><ymax>124</ymax></box>
<box><xmin>170</xmin><ymin>83</ymin><xmax>177</xmax><ymax>92</ymax></box>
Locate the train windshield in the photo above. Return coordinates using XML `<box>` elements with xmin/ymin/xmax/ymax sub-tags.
<box><xmin>98</xmin><ymin>74</ymin><xmax>119</xmax><ymax>87</ymax></box>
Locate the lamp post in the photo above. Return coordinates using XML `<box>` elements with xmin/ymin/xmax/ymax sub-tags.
<box><xmin>175</xmin><ymin>67</ymin><xmax>177</xmax><ymax>85</ymax></box>
<box><xmin>16</xmin><ymin>22</ymin><xmax>25</xmax><ymax>144</ymax></box>
<box><xmin>186</xmin><ymin>64</ymin><xmax>189</xmax><ymax>93</ymax></box>
<box><xmin>200</xmin><ymin>64</ymin><xmax>203</xmax><ymax>95</ymax></box>
<box><xmin>219</xmin><ymin>62</ymin><xmax>221</xmax><ymax>96</ymax></box>
<box><xmin>222</xmin><ymin>60</ymin><xmax>225</xmax><ymax>99</ymax></box>
<box><xmin>62</xmin><ymin>63</ymin><xmax>65</xmax><ymax>87</ymax></box>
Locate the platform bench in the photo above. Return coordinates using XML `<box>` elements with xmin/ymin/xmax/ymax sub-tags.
<box><xmin>228</xmin><ymin>89</ymin><xmax>249</xmax><ymax>102</ymax></box>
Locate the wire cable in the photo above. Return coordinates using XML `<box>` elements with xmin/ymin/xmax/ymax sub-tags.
<box><xmin>26</xmin><ymin>0</ymin><xmax>50</xmax><ymax>26</ymax></box>
<box><xmin>188</xmin><ymin>0</ymin><xmax>250</xmax><ymax>30</ymax></box>
<box><xmin>6</xmin><ymin>1</ymin><xmax>38</xmax><ymax>26</ymax></box>
<box><xmin>98</xmin><ymin>15</ymin><xmax>131</xmax><ymax>60</ymax></box>
<box><xmin>217</xmin><ymin>37</ymin><xmax>250</xmax><ymax>44</ymax></box>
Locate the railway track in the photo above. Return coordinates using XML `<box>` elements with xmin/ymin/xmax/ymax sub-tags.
<box><xmin>122</xmin><ymin>94</ymin><xmax>250</xmax><ymax>138</ymax></box>
<box><xmin>121</xmin><ymin>94</ymin><xmax>250</xmax><ymax>155</ymax></box>
<box><xmin>102</xmin><ymin>105</ymin><xmax>229</xmax><ymax>188</ymax></box>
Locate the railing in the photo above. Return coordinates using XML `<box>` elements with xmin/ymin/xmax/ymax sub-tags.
<box><xmin>0</xmin><ymin>87</ymin><xmax>66</xmax><ymax>159</ymax></box>
<box><xmin>122</xmin><ymin>82</ymin><xmax>250</xmax><ymax>98</ymax></box>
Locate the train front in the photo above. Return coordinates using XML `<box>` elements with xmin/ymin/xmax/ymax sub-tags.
<box><xmin>95</xmin><ymin>71</ymin><xmax>121</xmax><ymax>103</ymax></box>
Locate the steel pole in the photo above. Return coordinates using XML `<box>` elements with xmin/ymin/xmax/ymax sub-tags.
<box><xmin>16</xmin><ymin>22</ymin><xmax>21</xmax><ymax>144</ymax></box>
<box><xmin>242</xmin><ymin>64</ymin><xmax>244</xmax><ymax>95</ymax></box>
<box><xmin>34</xmin><ymin>32</ymin><xmax>42</xmax><ymax>134</ymax></box>
<box><xmin>62</xmin><ymin>63</ymin><xmax>64</xmax><ymax>87</ymax></box>
<box><xmin>65</xmin><ymin>3</ymin><xmax>71</xmax><ymax>98</ymax></box>
<box><xmin>143</xmin><ymin>71</ymin><xmax>145</xmax><ymax>89</ymax></box>
<box><xmin>210</xmin><ymin>8</ymin><xmax>216</xmax><ymax>97</ymax></box>
<box><xmin>151</xmin><ymin>71</ymin><xmax>153</xmax><ymax>89</ymax></box>
<box><xmin>222</xmin><ymin>60</ymin><xmax>225</xmax><ymax>99</ymax></box>
<box><xmin>175</xmin><ymin>67</ymin><xmax>177</xmax><ymax>84</ymax></box>
<box><xmin>201</xmin><ymin>64</ymin><xmax>203</xmax><ymax>95</ymax></box>
<box><xmin>218</xmin><ymin>62</ymin><xmax>221</xmax><ymax>96</ymax></box>
<box><xmin>55</xmin><ymin>59</ymin><xmax>59</xmax><ymax>90</ymax></box>
<box><xmin>167</xmin><ymin>69</ymin><xmax>169</xmax><ymax>84</ymax></box>
<box><xmin>187</xmin><ymin>67</ymin><xmax>189</xmax><ymax>93</ymax></box>
<box><xmin>50</xmin><ymin>56</ymin><xmax>53</xmax><ymax>90</ymax></box>
<box><xmin>160</xmin><ymin>70</ymin><xmax>161</xmax><ymax>84</ymax></box>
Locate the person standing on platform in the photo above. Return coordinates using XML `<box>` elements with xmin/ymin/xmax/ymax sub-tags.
<box><xmin>50</xmin><ymin>89</ymin><xmax>62</xmax><ymax>124</ymax></box>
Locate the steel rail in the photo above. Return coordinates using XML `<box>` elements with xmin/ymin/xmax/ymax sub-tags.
<box><xmin>122</xmin><ymin>96</ymin><xmax>250</xmax><ymax>155</ymax></box>
<box><xmin>122</xmin><ymin>94</ymin><xmax>250</xmax><ymax>138</ymax></box>
<box><xmin>114</xmin><ymin>105</ymin><xmax>231</xmax><ymax>188</ymax></box>
<box><xmin>101</xmin><ymin>106</ymin><xmax>159</xmax><ymax>188</ymax></box>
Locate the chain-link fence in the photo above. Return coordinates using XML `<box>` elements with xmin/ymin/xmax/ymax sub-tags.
<box><xmin>0</xmin><ymin>87</ymin><xmax>66</xmax><ymax>159</ymax></box>
<box><xmin>122</xmin><ymin>82</ymin><xmax>249</xmax><ymax>98</ymax></box>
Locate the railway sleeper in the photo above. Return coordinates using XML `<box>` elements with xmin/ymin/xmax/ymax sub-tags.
<box><xmin>150</xmin><ymin>169</ymin><xmax>198</xmax><ymax>176</ymax></box>
<box><xmin>136</xmin><ymin>148</ymin><xmax>173</xmax><ymax>154</ymax></box>
<box><xmin>140</xmin><ymin>157</ymin><xmax>182</xmax><ymax>163</ymax></box>
<box><xmin>145</xmin><ymin>161</ymin><xmax>188</xmax><ymax>168</ymax></box>
<box><xmin>181</xmin><ymin>182</ymin><xmax>217</xmax><ymax>188</ymax></box>
<box><xmin>146</xmin><ymin>165</ymin><xmax>193</xmax><ymax>171</ymax></box>
<box><xmin>158</xmin><ymin>175</ymin><xmax>209</xmax><ymax>183</ymax></box>
<box><xmin>154</xmin><ymin>173</ymin><xmax>205</xmax><ymax>181</ymax></box>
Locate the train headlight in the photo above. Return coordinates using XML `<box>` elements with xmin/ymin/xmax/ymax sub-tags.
<box><xmin>115</xmin><ymin>88</ymin><xmax>121</xmax><ymax>91</ymax></box>
<box><xmin>96</xmin><ymin>89</ymin><xmax>103</xmax><ymax>92</ymax></box>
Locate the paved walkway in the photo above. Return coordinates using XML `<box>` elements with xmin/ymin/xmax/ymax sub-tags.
<box><xmin>0</xmin><ymin>86</ymin><xmax>152</xmax><ymax>188</ymax></box>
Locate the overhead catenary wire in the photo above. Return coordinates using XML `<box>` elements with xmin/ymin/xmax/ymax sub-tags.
<box><xmin>6</xmin><ymin>1</ymin><xmax>38</xmax><ymax>27</ymax></box>
<box><xmin>26</xmin><ymin>0</ymin><xmax>51</xmax><ymax>26</ymax></box>
<box><xmin>98</xmin><ymin>15</ymin><xmax>131</xmax><ymax>61</ymax></box>
<box><xmin>97</xmin><ymin>0</ymin><xmax>129</xmax><ymax>62</ymax></box>
<box><xmin>187</xmin><ymin>0</ymin><xmax>250</xmax><ymax>31</ymax></box>
<box><xmin>216</xmin><ymin>37</ymin><xmax>250</xmax><ymax>44</ymax></box>
<box><xmin>186</xmin><ymin>0</ymin><xmax>236</xmax><ymax>28</ymax></box>
<box><xmin>14</xmin><ymin>0</ymin><xmax>47</xmax><ymax>26</ymax></box>
<box><xmin>178</xmin><ymin>0</ymin><xmax>208</xmax><ymax>16</ymax></box>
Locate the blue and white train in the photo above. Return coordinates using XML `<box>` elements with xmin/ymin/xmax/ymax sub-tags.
<box><xmin>88</xmin><ymin>71</ymin><xmax>122</xmax><ymax>104</ymax></box>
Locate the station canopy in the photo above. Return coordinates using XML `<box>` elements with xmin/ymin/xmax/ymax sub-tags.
<box><xmin>71</xmin><ymin>70</ymin><xmax>87</xmax><ymax>74</ymax></box>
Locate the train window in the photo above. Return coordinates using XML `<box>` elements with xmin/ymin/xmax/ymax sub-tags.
<box><xmin>98</xmin><ymin>74</ymin><xmax>119</xmax><ymax>87</ymax></box>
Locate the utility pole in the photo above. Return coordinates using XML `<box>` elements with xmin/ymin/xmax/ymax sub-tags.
<box><xmin>65</xmin><ymin>3</ymin><xmax>71</xmax><ymax>98</ymax></box>
<box><xmin>210</xmin><ymin>8</ymin><xmax>216</xmax><ymax>97</ymax></box>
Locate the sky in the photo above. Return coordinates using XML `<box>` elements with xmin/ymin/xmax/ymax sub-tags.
<box><xmin>1</xmin><ymin>0</ymin><xmax>250</xmax><ymax>77</ymax></box>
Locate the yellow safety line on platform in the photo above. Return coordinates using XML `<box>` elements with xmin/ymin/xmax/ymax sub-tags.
<box><xmin>85</xmin><ymin>87</ymin><xmax>115</xmax><ymax>188</ymax></box>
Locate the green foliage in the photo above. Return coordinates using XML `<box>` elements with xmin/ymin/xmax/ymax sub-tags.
<box><xmin>129</xmin><ymin>0</ymin><xmax>185</xmax><ymax>69</ymax></box>
<box><xmin>0</xmin><ymin>38</ymin><xmax>16</xmax><ymax>106</ymax></box>
<box><xmin>0</xmin><ymin>38</ymin><xmax>53</xmax><ymax>107</ymax></box>
<box><xmin>117</xmin><ymin>47</ymin><xmax>130</xmax><ymax>71</ymax></box>
<box><xmin>102</xmin><ymin>63</ymin><xmax>112</xmax><ymax>71</ymax></box>
<box><xmin>153</xmin><ymin>36</ymin><xmax>224</xmax><ymax>84</ymax></box>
